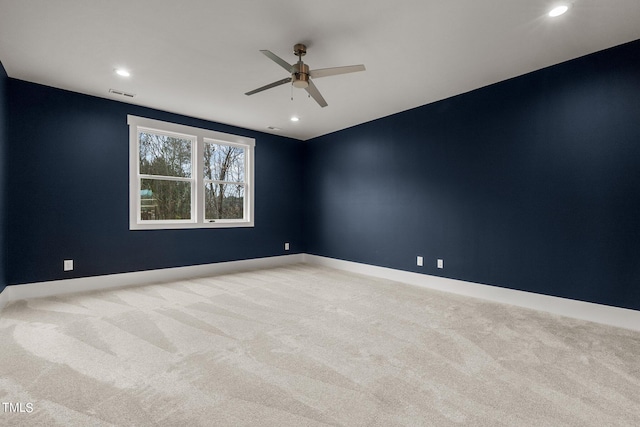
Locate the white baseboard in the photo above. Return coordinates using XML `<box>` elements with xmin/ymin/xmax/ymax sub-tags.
<box><xmin>0</xmin><ymin>286</ymin><xmax>7</xmax><ymax>312</ymax></box>
<box><xmin>0</xmin><ymin>254</ymin><xmax>304</xmax><ymax>311</ymax></box>
<box><xmin>2</xmin><ymin>253</ymin><xmax>639</xmax><ymax>332</ymax></box>
<box><xmin>303</xmin><ymin>254</ymin><xmax>640</xmax><ymax>332</ymax></box>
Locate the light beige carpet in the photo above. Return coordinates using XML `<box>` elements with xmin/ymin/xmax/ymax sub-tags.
<box><xmin>0</xmin><ymin>264</ymin><xmax>639</xmax><ymax>426</ymax></box>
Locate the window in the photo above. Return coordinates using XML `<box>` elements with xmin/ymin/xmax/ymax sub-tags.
<box><xmin>128</xmin><ymin>115</ymin><xmax>255</xmax><ymax>229</ymax></box>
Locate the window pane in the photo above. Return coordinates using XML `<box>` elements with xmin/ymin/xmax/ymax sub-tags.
<box><xmin>203</xmin><ymin>143</ymin><xmax>245</xmax><ymax>182</ymax></box>
<box><xmin>205</xmin><ymin>182</ymin><xmax>244</xmax><ymax>220</ymax></box>
<box><xmin>140</xmin><ymin>179</ymin><xmax>191</xmax><ymax>220</ymax></box>
<box><xmin>139</xmin><ymin>131</ymin><xmax>192</xmax><ymax>178</ymax></box>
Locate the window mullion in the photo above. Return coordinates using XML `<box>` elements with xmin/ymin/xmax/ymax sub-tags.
<box><xmin>195</xmin><ymin>136</ymin><xmax>203</xmax><ymax>224</ymax></box>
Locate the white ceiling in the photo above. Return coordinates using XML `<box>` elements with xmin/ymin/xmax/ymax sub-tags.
<box><xmin>1</xmin><ymin>1</ymin><xmax>640</xmax><ymax>141</ymax></box>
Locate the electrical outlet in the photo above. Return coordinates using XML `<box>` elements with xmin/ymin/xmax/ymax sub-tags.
<box><xmin>437</xmin><ymin>259</ymin><xmax>444</xmax><ymax>269</ymax></box>
<box><xmin>63</xmin><ymin>260</ymin><xmax>74</xmax><ymax>271</ymax></box>
<box><xmin>284</xmin><ymin>242</ymin><xmax>290</xmax><ymax>251</ymax></box>
<box><xmin>417</xmin><ymin>256</ymin><xmax>423</xmax><ymax>267</ymax></box>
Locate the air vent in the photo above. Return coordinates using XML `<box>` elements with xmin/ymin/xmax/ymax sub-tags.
<box><xmin>109</xmin><ymin>89</ymin><xmax>135</xmax><ymax>98</ymax></box>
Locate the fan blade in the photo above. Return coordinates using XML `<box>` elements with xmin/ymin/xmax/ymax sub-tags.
<box><xmin>245</xmin><ymin>77</ymin><xmax>292</xmax><ymax>96</ymax></box>
<box><xmin>305</xmin><ymin>79</ymin><xmax>328</xmax><ymax>108</ymax></box>
<box><xmin>260</xmin><ymin>50</ymin><xmax>294</xmax><ymax>73</ymax></box>
<box><xmin>309</xmin><ymin>64</ymin><xmax>365</xmax><ymax>79</ymax></box>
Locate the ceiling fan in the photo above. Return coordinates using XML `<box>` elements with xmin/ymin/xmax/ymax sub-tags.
<box><xmin>245</xmin><ymin>43</ymin><xmax>365</xmax><ymax>108</ymax></box>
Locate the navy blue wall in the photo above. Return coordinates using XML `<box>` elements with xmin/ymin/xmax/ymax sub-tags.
<box><xmin>0</xmin><ymin>61</ymin><xmax>7</xmax><ymax>293</ymax></box>
<box><xmin>4</xmin><ymin>39</ymin><xmax>640</xmax><ymax>312</ymax></box>
<box><xmin>6</xmin><ymin>80</ymin><xmax>304</xmax><ymax>285</ymax></box>
<box><xmin>305</xmin><ymin>40</ymin><xmax>640</xmax><ymax>311</ymax></box>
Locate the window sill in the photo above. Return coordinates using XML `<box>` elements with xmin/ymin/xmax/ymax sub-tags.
<box><xmin>130</xmin><ymin>220</ymin><xmax>254</xmax><ymax>230</ymax></box>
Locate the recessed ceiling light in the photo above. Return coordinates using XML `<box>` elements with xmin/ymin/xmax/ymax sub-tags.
<box><xmin>548</xmin><ymin>5</ymin><xmax>569</xmax><ymax>17</ymax></box>
<box><xmin>290</xmin><ymin>116</ymin><xmax>300</xmax><ymax>122</ymax></box>
<box><xmin>115</xmin><ymin>68</ymin><xmax>130</xmax><ymax>77</ymax></box>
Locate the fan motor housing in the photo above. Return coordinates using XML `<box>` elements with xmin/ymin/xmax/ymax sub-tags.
<box><xmin>292</xmin><ymin>62</ymin><xmax>309</xmax><ymax>88</ymax></box>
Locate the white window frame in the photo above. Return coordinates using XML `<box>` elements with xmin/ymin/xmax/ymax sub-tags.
<box><xmin>128</xmin><ymin>115</ymin><xmax>255</xmax><ymax>230</ymax></box>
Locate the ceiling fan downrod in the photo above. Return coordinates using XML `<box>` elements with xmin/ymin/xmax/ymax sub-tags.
<box><xmin>292</xmin><ymin>44</ymin><xmax>309</xmax><ymax>89</ymax></box>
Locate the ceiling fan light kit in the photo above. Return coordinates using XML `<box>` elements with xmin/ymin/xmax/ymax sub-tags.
<box><xmin>245</xmin><ymin>43</ymin><xmax>365</xmax><ymax>108</ymax></box>
<box><xmin>292</xmin><ymin>64</ymin><xmax>309</xmax><ymax>89</ymax></box>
